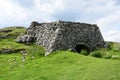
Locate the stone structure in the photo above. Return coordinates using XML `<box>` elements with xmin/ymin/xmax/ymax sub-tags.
<box><xmin>25</xmin><ymin>21</ymin><xmax>105</xmax><ymax>55</ymax></box>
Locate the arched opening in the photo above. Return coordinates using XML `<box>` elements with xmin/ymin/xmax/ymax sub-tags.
<box><xmin>75</xmin><ymin>44</ymin><xmax>90</xmax><ymax>54</ymax></box>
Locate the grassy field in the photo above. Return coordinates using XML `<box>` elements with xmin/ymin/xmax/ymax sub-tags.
<box><xmin>0</xmin><ymin>50</ymin><xmax>120</xmax><ymax>80</ymax></box>
<box><xmin>0</xmin><ymin>27</ymin><xmax>120</xmax><ymax>80</ymax></box>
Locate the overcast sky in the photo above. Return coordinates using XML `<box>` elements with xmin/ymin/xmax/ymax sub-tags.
<box><xmin>0</xmin><ymin>0</ymin><xmax>120</xmax><ymax>42</ymax></box>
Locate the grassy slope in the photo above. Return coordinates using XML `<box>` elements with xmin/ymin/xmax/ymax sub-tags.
<box><xmin>0</xmin><ymin>39</ymin><xmax>27</xmax><ymax>50</ymax></box>
<box><xmin>0</xmin><ymin>27</ymin><xmax>120</xmax><ymax>80</ymax></box>
<box><xmin>0</xmin><ymin>27</ymin><xmax>26</xmax><ymax>38</ymax></box>
<box><xmin>0</xmin><ymin>51</ymin><xmax>120</xmax><ymax>80</ymax></box>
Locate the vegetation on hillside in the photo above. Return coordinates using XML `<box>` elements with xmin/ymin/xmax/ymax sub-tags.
<box><xmin>0</xmin><ymin>27</ymin><xmax>26</xmax><ymax>39</ymax></box>
<box><xmin>89</xmin><ymin>42</ymin><xmax>120</xmax><ymax>59</ymax></box>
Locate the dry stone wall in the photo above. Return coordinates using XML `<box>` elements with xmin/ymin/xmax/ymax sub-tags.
<box><xmin>26</xmin><ymin>21</ymin><xmax>105</xmax><ymax>55</ymax></box>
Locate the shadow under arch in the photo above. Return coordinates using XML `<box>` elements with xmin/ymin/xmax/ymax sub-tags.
<box><xmin>75</xmin><ymin>44</ymin><xmax>90</xmax><ymax>54</ymax></box>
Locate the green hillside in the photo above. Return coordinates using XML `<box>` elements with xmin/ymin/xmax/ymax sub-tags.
<box><xmin>0</xmin><ymin>27</ymin><xmax>120</xmax><ymax>80</ymax></box>
<box><xmin>0</xmin><ymin>27</ymin><xmax>26</xmax><ymax>39</ymax></box>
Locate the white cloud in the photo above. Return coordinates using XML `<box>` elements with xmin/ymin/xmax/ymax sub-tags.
<box><xmin>0</xmin><ymin>1</ymin><xmax>26</xmax><ymax>19</ymax></box>
<box><xmin>96</xmin><ymin>11</ymin><xmax>120</xmax><ymax>29</ymax></box>
<box><xmin>0</xmin><ymin>0</ymin><xmax>28</xmax><ymax>27</ymax></box>
<box><xmin>30</xmin><ymin>0</ymin><xmax>64</xmax><ymax>21</ymax></box>
<box><xmin>95</xmin><ymin>2</ymin><xmax>120</xmax><ymax>42</ymax></box>
<box><xmin>34</xmin><ymin>0</ymin><xmax>63</xmax><ymax>12</ymax></box>
<box><xmin>103</xmin><ymin>30</ymin><xmax>120</xmax><ymax>42</ymax></box>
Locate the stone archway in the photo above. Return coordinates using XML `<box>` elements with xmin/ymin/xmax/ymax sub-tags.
<box><xmin>75</xmin><ymin>44</ymin><xmax>90</xmax><ymax>54</ymax></box>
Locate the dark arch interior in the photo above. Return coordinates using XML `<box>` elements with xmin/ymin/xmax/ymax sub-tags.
<box><xmin>75</xmin><ymin>44</ymin><xmax>90</xmax><ymax>54</ymax></box>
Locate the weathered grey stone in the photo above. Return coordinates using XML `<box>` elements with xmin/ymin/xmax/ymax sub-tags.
<box><xmin>25</xmin><ymin>20</ymin><xmax>105</xmax><ymax>55</ymax></box>
<box><xmin>15</xmin><ymin>35</ymin><xmax>35</xmax><ymax>44</ymax></box>
<box><xmin>15</xmin><ymin>38</ymin><xmax>22</xmax><ymax>43</ymax></box>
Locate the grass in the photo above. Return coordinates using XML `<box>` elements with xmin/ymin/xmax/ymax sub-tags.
<box><xmin>0</xmin><ymin>51</ymin><xmax>120</xmax><ymax>80</ymax></box>
<box><xmin>0</xmin><ymin>27</ymin><xmax>26</xmax><ymax>38</ymax></box>
<box><xmin>0</xmin><ymin>38</ymin><xmax>27</xmax><ymax>50</ymax></box>
<box><xmin>89</xmin><ymin>42</ymin><xmax>120</xmax><ymax>59</ymax></box>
